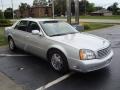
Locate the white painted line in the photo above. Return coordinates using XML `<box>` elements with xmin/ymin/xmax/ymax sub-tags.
<box><xmin>36</xmin><ymin>72</ymin><xmax>74</xmax><ymax>90</ymax></box>
<box><xmin>0</xmin><ymin>54</ymin><xmax>30</xmax><ymax>57</ymax></box>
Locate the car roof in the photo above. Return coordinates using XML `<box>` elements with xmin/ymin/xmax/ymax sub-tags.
<box><xmin>21</xmin><ymin>18</ymin><xmax>62</xmax><ymax>22</ymax></box>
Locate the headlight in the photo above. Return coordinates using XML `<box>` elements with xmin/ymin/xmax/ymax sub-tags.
<box><xmin>80</xmin><ymin>49</ymin><xmax>96</xmax><ymax>60</ymax></box>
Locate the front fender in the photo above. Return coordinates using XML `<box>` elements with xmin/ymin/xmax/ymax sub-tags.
<box><xmin>48</xmin><ymin>44</ymin><xmax>68</xmax><ymax>58</ymax></box>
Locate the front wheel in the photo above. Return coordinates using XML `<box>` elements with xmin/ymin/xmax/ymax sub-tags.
<box><xmin>49</xmin><ymin>50</ymin><xmax>69</xmax><ymax>74</ymax></box>
<box><xmin>8</xmin><ymin>38</ymin><xmax>16</xmax><ymax>51</ymax></box>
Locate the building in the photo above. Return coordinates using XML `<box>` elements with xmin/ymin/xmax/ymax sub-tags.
<box><xmin>30</xmin><ymin>6</ymin><xmax>52</xmax><ymax>17</ymax></box>
<box><xmin>15</xmin><ymin>6</ymin><xmax>52</xmax><ymax>18</ymax></box>
<box><xmin>90</xmin><ymin>9</ymin><xmax>112</xmax><ymax>16</ymax></box>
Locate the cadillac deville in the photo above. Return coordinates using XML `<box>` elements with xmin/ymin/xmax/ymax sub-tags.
<box><xmin>5</xmin><ymin>18</ymin><xmax>113</xmax><ymax>73</ymax></box>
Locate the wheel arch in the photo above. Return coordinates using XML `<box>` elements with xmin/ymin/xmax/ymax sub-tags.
<box><xmin>47</xmin><ymin>46</ymin><xmax>68</xmax><ymax>61</ymax></box>
<box><xmin>7</xmin><ymin>35</ymin><xmax>15</xmax><ymax>46</ymax></box>
<box><xmin>8</xmin><ymin>35</ymin><xmax>13</xmax><ymax>40</ymax></box>
<box><xmin>7</xmin><ymin>34</ymin><xmax>14</xmax><ymax>41</ymax></box>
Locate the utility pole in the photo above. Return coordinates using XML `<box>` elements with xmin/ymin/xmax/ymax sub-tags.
<box><xmin>66</xmin><ymin>0</ymin><xmax>71</xmax><ymax>24</ymax></box>
<box><xmin>11</xmin><ymin>0</ymin><xmax>14</xmax><ymax>19</ymax></box>
<box><xmin>52</xmin><ymin>0</ymin><xmax>55</xmax><ymax>19</ymax></box>
<box><xmin>75</xmin><ymin>0</ymin><xmax>79</xmax><ymax>24</ymax></box>
<box><xmin>1</xmin><ymin>0</ymin><xmax>4</xmax><ymax>19</ymax></box>
<box><xmin>84</xmin><ymin>0</ymin><xmax>86</xmax><ymax>16</ymax></box>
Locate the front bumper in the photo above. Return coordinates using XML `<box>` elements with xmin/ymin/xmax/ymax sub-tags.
<box><xmin>68</xmin><ymin>50</ymin><xmax>113</xmax><ymax>72</ymax></box>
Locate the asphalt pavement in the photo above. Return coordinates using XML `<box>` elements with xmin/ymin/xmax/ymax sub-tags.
<box><xmin>0</xmin><ymin>25</ymin><xmax>120</xmax><ymax>90</ymax></box>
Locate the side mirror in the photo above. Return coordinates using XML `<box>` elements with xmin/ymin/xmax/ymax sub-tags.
<box><xmin>32</xmin><ymin>30</ymin><xmax>43</xmax><ymax>36</ymax></box>
<box><xmin>32</xmin><ymin>30</ymin><xmax>39</xmax><ymax>35</ymax></box>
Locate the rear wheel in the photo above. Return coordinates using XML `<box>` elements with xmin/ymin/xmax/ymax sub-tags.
<box><xmin>8</xmin><ymin>38</ymin><xmax>16</xmax><ymax>51</ymax></box>
<box><xmin>48</xmin><ymin>50</ymin><xmax>69</xmax><ymax>74</ymax></box>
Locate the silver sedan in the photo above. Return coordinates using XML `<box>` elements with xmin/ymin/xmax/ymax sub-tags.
<box><xmin>5</xmin><ymin>18</ymin><xmax>113</xmax><ymax>73</ymax></box>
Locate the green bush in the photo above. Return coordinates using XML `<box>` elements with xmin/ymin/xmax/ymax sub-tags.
<box><xmin>0</xmin><ymin>19</ymin><xmax>13</xmax><ymax>27</ymax></box>
<box><xmin>81</xmin><ymin>23</ymin><xmax>113</xmax><ymax>31</ymax></box>
<box><xmin>83</xmin><ymin>24</ymin><xmax>90</xmax><ymax>30</ymax></box>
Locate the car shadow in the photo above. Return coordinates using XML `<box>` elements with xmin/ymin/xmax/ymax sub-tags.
<box><xmin>56</xmin><ymin>67</ymin><xmax>111</xmax><ymax>90</ymax></box>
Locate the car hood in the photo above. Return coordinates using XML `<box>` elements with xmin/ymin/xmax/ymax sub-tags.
<box><xmin>49</xmin><ymin>33</ymin><xmax>110</xmax><ymax>51</ymax></box>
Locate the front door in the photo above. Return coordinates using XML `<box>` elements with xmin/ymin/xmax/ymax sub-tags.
<box><xmin>24</xmin><ymin>21</ymin><xmax>47</xmax><ymax>58</ymax></box>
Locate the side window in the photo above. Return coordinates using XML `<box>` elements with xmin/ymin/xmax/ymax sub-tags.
<box><xmin>27</xmin><ymin>21</ymin><xmax>40</xmax><ymax>33</ymax></box>
<box><xmin>14</xmin><ymin>21</ymin><xmax>28</xmax><ymax>31</ymax></box>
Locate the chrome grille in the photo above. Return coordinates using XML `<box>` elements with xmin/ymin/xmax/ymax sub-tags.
<box><xmin>97</xmin><ymin>46</ymin><xmax>111</xmax><ymax>59</ymax></box>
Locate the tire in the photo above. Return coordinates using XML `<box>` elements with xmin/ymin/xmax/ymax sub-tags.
<box><xmin>48</xmin><ymin>50</ymin><xmax>69</xmax><ymax>74</ymax></box>
<box><xmin>8</xmin><ymin>38</ymin><xmax>16</xmax><ymax>51</ymax></box>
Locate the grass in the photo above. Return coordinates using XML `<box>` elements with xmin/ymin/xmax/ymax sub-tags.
<box><xmin>81</xmin><ymin>23</ymin><xmax>113</xmax><ymax>31</ymax></box>
<box><xmin>0</xmin><ymin>23</ymin><xmax>113</xmax><ymax>46</ymax></box>
<box><xmin>56</xmin><ymin>15</ymin><xmax>120</xmax><ymax>19</ymax></box>
<box><xmin>80</xmin><ymin>15</ymin><xmax>120</xmax><ymax>19</ymax></box>
<box><xmin>0</xmin><ymin>27</ymin><xmax>7</xmax><ymax>46</ymax></box>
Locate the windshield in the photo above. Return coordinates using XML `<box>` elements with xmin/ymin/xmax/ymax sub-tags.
<box><xmin>40</xmin><ymin>21</ymin><xmax>78</xmax><ymax>36</ymax></box>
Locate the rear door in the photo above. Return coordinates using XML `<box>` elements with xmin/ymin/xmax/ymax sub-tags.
<box><xmin>12</xmin><ymin>20</ymin><xmax>29</xmax><ymax>49</ymax></box>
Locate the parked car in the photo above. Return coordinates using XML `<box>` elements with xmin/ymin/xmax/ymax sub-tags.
<box><xmin>5</xmin><ymin>18</ymin><xmax>113</xmax><ymax>73</ymax></box>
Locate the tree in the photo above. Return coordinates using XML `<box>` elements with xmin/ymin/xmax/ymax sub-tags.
<box><xmin>71</xmin><ymin>0</ymin><xmax>75</xmax><ymax>16</ymax></box>
<box><xmin>0</xmin><ymin>10</ymin><xmax>3</xmax><ymax>19</ymax></box>
<box><xmin>87</xmin><ymin>3</ymin><xmax>95</xmax><ymax>13</ymax></box>
<box><xmin>107</xmin><ymin>2</ymin><xmax>119</xmax><ymax>15</ymax></box>
<box><xmin>48</xmin><ymin>0</ymin><xmax>96</xmax><ymax>16</ymax></box>
<box><xmin>54</xmin><ymin>0</ymin><xmax>66</xmax><ymax>16</ymax></box>
<box><xmin>19</xmin><ymin>3</ymin><xmax>30</xmax><ymax>18</ymax></box>
<box><xmin>33</xmin><ymin>0</ymin><xmax>47</xmax><ymax>6</ymax></box>
<box><xmin>54</xmin><ymin>0</ymin><xmax>79</xmax><ymax>16</ymax></box>
<box><xmin>48</xmin><ymin>0</ymin><xmax>52</xmax><ymax>6</ymax></box>
<box><xmin>117</xmin><ymin>9</ymin><xmax>120</xmax><ymax>15</ymax></box>
<box><xmin>79</xmin><ymin>0</ymin><xmax>95</xmax><ymax>15</ymax></box>
<box><xmin>95</xmin><ymin>6</ymin><xmax>104</xmax><ymax>11</ymax></box>
<box><xmin>4</xmin><ymin>8</ymin><xmax>13</xmax><ymax>19</ymax></box>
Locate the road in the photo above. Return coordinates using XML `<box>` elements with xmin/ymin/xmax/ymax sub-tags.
<box><xmin>0</xmin><ymin>25</ymin><xmax>120</xmax><ymax>90</ymax></box>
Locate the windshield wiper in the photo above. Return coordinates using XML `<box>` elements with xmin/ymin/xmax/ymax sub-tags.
<box><xmin>50</xmin><ymin>32</ymin><xmax>79</xmax><ymax>37</ymax></box>
<box><xmin>68</xmin><ymin>32</ymin><xmax>79</xmax><ymax>34</ymax></box>
<box><xmin>50</xmin><ymin>33</ymin><xmax>68</xmax><ymax>37</ymax></box>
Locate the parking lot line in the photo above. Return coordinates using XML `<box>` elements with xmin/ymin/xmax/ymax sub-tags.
<box><xmin>36</xmin><ymin>72</ymin><xmax>74</xmax><ymax>90</ymax></box>
<box><xmin>0</xmin><ymin>54</ymin><xmax>30</xmax><ymax>57</ymax></box>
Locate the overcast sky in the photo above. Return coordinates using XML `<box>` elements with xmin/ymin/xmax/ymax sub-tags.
<box><xmin>0</xmin><ymin>0</ymin><xmax>120</xmax><ymax>10</ymax></box>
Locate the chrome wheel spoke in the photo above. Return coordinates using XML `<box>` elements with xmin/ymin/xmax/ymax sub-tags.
<box><xmin>9</xmin><ymin>40</ymin><xmax>14</xmax><ymax>49</ymax></box>
<box><xmin>51</xmin><ymin>53</ymin><xmax>63</xmax><ymax>70</ymax></box>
